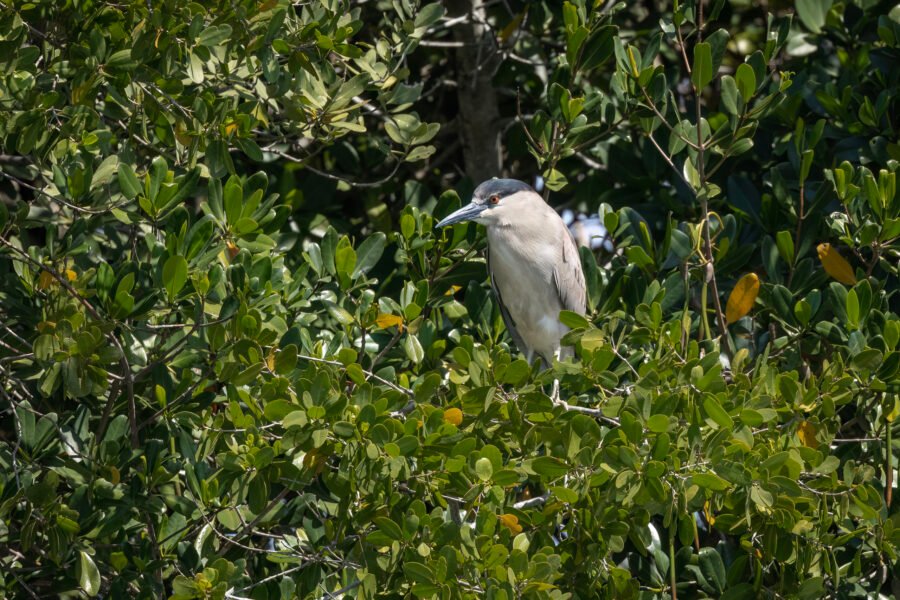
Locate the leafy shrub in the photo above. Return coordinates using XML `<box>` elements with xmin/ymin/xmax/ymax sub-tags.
<box><xmin>0</xmin><ymin>1</ymin><xmax>898</xmax><ymax>598</ymax></box>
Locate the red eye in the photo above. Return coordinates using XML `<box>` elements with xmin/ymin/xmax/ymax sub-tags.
<box><xmin>490</xmin><ymin>195</ymin><xmax>500</xmax><ymax>205</ymax></box>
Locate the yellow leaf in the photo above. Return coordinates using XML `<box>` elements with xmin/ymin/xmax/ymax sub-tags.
<box><xmin>65</xmin><ymin>269</ymin><xmax>77</xmax><ymax>282</ymax></box>
<box><xmin>444</xmin><ymin>285</ymin><xmax>462</xmax><ymax>296</ymax></box>
<box><xmin>725</xmin><ymin>273</ymin><xmax>760</xmax><ymax>324</ymax></box>
<box><xmin>627</xmin><ymin>46</ymin><xmax>639</xmax><ymax>77</ymax></box>
<box><xmin>37</xmin><ymin>270</ymin><xmax>55</xmax><ymax>290</ymax></box>
<box><xmin>303</xmin><ymin>448</ymin><xmax>328</xmax><ymax>474</ymax></box>
<box><xmin>266</xmin><ymin>347</ymin><xmax>276</xmax><ymax>372</ymax></box>
<box><xmin>817</xmin><ymin>243</ymin><xmax>857</xmax><ymax>285</ymax></box>
<box><xmin>703</xmin><ymin>501</ymin><xmax>715</xmax><ymax>526</ymax></box>
<box><xmin>498</xmin><ymin>8</ymin><xmax>527</xmax><ymax>43</ymax></box>
<box><xmin>380</xmin><ymin>75</ymin><xmax>397</xmax><ymax>90</ymax></box>
<box><xmin>374</xmin><ymin>313</ymin><xmax>404</xmax><ymax>331</ymax></box>
<box><xmin>174</xmin><ymin>122</ymin><xmax>192</xmax><ymax>146</ymax></box>
<box><xmin>886</xmin><ymin>396</ymin><xmax>900</xmax><ymax>423</ymax></box>
<box><xmin>498</xmin><ymin>513</ymin><xmax>523</xmax><ymax>535</ymax></box>
<box><xmin>443</xmin><ymin>407</ymin><xmax>463</xmax><ymax>426</ymax></box>
<box><xmin>797</xmin><ymin>420</ymin><xmax>818</xmax><ymax>449</ymax></box>
<box><xmin>224</xmin><ymin>122</ymin><xmax>238</xmax><ymax>137</ymax></box>
<box><xmin>251</xmin><ymin>103</ymin><xmax>269</xmax><ymax>127</ymax></box>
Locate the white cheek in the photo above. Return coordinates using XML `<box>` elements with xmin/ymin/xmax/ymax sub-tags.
<box><xmin>474</xmin><ymin>207</ymin><xmax>497</xmax><ymax>225</ymax></box>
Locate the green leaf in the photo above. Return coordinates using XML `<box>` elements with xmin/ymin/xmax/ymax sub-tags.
<box><xmin>197</xmin><ymin>24</ymin><xmax>233</xmax><ymax>47</ymax></box>
<box><xmin>551</xmin><ymin>485</ymin><xmax>579</xmax><ymax>503</ymax></box>
<box><xmin>720</xmin><ymin>75</ymin><xmax>740</xmax><ymax>115</ymax></box>
<box><xmin>117</xmin><ymin>163</ymin><xmax>141</xmax><ymax>200</ymax></box>
<box><xmin>106</xmin><ymin>49</ymin><xmax>136</xmax><ymax>71</ymax></box>
<box><xmin>698</xmin><ymin>548</ymin><xmax>726</xmax><ymax>593</ymax></box>
<box><xmin>735</xmin><ymin>63</ymin><xmax>757</xmax><ymax>102</ymax></box>
<box><xmin>414</xmin><ymin>3</ymin><xmax>445</xmax><ymax>29</ymax></box>
<box><xmin>750</xmin><ymin>484</ymin><xmax>774</xmax><ymax>509</ymax></box>
<box><xmin>683</xmin><ymin>158</ymin><xmax>701</xmax><ymax>189</ymax></box>
<box><xmin>705</xmin><ymin>29</ymin><xmax>729</xmax><ymax>76</ymax></box>
<box><xmin>543</xmin><ymin>168</ymin><xmax>568</xmax><ymax>191</ymax></box>
<box><xmin>374</xmin><ymin>517</ymin><xmax>403</xmax><ymax>541</ymax></box>
<box><xmin>237</xmin><ymin>138</ymin><xmax>263</xmax><ymax>162</ymax></box>
<box><xmin>403</xmin><ymin>561</ymin><xmax>435</xmax><ymax>584</ymax></box>
<box><xmin>475</xmin><ymin>457</ymin><xmax>493</xmax><ymax>481</ymax></box>
<box><xmin>846</xmin><ymin>289</ymin><xmax>859</xmax><ymax>329</ymax></box>
<box><xmin>796</xmin><ymin>0</ymin><xmax>832</xmax><ymax>34</ymax></box>
<box><xmin>224</xmin><ymin>177</ymin><xmax>243</xmax><ymax>226</ymax></box>
<box><xmin>647</xmin><ymin>414</ymin><xmax>669</xmax><ymax>433</ymax></box>
<box><xmin>800</xmin><ymin>149</ymin><xmax>814</xmax><ymax>184</ymax></box>
<box><xmin>775</xmin><ymin>230</ymin><xmax>794</xmax><ymax>265</ymax></box>
<box><xmin>78</xmin><ymin>550</ymin><xmax>101</xmax><ymax>597</ymax></box>
<box><xmin>275</xmin><ymin>344</ymin><xmax>298</xmax><ymax>375</ymax></box>
<box><xmin>148</xmin><ymin>156</ymin><xmax>167</xmax><ymax>201</ymax></box>
<box><xmin>335</xmin><ymin>244</ymin><xmax>356</xmax><ymax>276</ymax></box>
<box><xmin>185</xmin><ymin>216</ymin><xmax>215</xmax><ymax>260</ymax></box>
<box><xmin>92</xmin><ymin>155</ymin><xmax>119</xmax><ymax>188</ymax></box>
<box><xmin>691</xmin><ymin>42</ymin><xmax>713</xmax><ymax>90</ymax></box>
<box><xmin>206</xmin><ymin>140</ymin><xmax>234</xmax><ymax>178</ymax></box>
<box><xmin>691</xmin><ymin>472</ymin><xmax>730</xmax><ymax>491</ymax></box>
<box><xmin>702</xmin><ymin>395</ymin><xmax>733</xmax><ymax>429</ymax></box>
<box><xmin>187</xmin><ymin>51</ymin><xmax>204</xmax><ymax>83</ymax></box>
<box><xmin>163</xmin><ymin>255</ymin><xmax>188</xmax><ymax>301</ymax></box>
<box><xmin>405</xmin><ymin>145</ymin><xmax>436</xmax><ymax>162</ymax></box>
<box><xmin>532</xmin><ymin>456</ymin><xmax>569</xmax><ymax>479</ymax></box>
<box><xmin>559</xmin><ymin>310</ymin><xmax>590</xmax><ymax>329</ymax></box>
<box><xmin>352</xmin><ymin>232</ymin><xmax>386</xmax><ymax>279</ymax></box>
<box><xmin>404</xmin><ymin>334</ymin><xmax>424</xmax><ymax>364</ymax></box>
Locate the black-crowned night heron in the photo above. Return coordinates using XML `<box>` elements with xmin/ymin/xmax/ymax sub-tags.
<box><xmin>436</xmin><ymin>178</ymin><xmax>587</xmax><ymax>367</ymax></box>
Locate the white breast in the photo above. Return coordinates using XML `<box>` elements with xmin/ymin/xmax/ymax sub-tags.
<box><xmin>488</xmin><ymin>222</ymin><xmax>569</xmax><ymax>362</ymax></box>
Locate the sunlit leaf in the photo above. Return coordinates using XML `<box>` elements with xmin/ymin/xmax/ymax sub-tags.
<box><xmin>817</xmin><ymin>243</ymin><xmax>857</xmax><ymax>285</ymax></box>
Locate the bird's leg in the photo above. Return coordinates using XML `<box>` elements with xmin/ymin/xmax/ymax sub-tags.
<box><xmin>551</xmin><ymin>348</ymin><xmax>561</xmax><ymax>402</ymax></box>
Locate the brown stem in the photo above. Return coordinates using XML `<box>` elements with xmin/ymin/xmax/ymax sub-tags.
<box><xmin>639</xmin><ymin>86</ymin><xmax>700</xmax><ymax>150</ymax></box>
<box><xmin>887</xmin><ymin>400</ymin><xmax>893</xmax><ymax>508</ymax></box>
<box><xmin>788</xmin><ymin>183</ymin><xmax>806</xmax><ymax>287</ymax></box>
<box><xmin>691</xmin><ymin>0</ymin><xmax>727</xmax><ymax>342</ymax></box>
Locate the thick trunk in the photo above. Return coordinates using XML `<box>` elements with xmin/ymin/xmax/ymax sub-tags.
<box><xmin>447</xmin><ymin>0</ymin><xmax>502</xmax><ymax>183</ymax></box>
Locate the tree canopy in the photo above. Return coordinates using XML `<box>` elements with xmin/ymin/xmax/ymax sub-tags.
<box><xmin>1</xmin><ymin>0</ymin><xmax>899</xmax><ymax>598</ymax></box>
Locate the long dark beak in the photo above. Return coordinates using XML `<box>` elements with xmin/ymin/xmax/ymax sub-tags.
<box><xmin>435</xmin><ymin>201</ymin><xmax>486</xmax><ymax>228</ymax></box>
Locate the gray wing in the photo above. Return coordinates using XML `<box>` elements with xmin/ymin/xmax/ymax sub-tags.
<box><xmin>554</xmin><ymin>226</ymin><xmax>587</xmax><ymax>315</ymax></box>
<box><xmin>487</xmin><ymin>246</ymin><xmax>528</xmax><ymax>354</ymax></box>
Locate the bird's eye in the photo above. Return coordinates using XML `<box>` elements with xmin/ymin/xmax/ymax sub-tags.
<box><xmin>489</xmin><ymin>195</ymin><xmax>500</xmax><ymax>205</ymax></box>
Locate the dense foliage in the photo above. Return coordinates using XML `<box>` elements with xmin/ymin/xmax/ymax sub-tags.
<box><xmin>1</xmin><ymin>0</ymin><xmax>899</xmax><ymax>598</ymax></box>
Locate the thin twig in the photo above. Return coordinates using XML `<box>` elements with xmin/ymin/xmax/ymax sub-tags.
<box><xmin>0</xmin><ymin>170</ymin><xmax>128</xmax><ymax>215</ymax></box>
<box><xmin>299</xmin><ymin>352</ymin><xmax>413</xmax><ymax>397</ymax></box>
<box><xmin>317</xmin><ymin>580</ymin><xmax>364</xmax><ymax>600</ymax></box>
<box><xmin>266</xmin><ymin>148</ymin><xmax>402</xmax><ymax>189</ymax></box>
<box><xmin>554</xmin><ymin>398</ymin><xmax>620</xmax><ymax>426</ymax></box>
<box><xmin>513</xmin><ymin>493</ymin><xmax>549</xmax><ymax>510</ymax></box>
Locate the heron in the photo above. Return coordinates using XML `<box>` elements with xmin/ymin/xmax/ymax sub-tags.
<box><xmin>435</xmin><ymin>178</ymin><xmax>587</xmax><ymax>370</ymax></box>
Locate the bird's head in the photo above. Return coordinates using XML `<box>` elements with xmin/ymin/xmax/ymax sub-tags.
<box><xmin>435</xmin><ymin>178</ymin><xmax>538</xmax><ymax>228</ymax></box>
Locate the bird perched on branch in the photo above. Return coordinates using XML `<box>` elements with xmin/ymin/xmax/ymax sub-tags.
<box><xmin>436</xmin><ymin>178</ymin><xmax>587</xmax><ymax>367</ymax></box>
